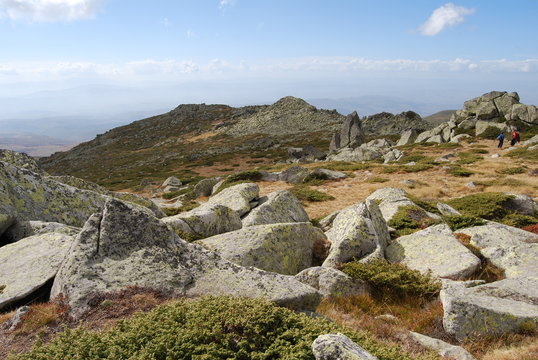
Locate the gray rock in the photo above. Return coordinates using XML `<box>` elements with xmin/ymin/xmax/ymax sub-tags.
<box><xmin>465</xmin><ymin>181</ymin><xmax>477</xmax><ymax>189</ymax></box>
<box><xmin>522</xmin><ymin>134</ymin><xmax>538</xmax><ymax>146</ymax></box>
<box><xmin>2</xmin><ymin>220</ymin><xmax>80</xmax><ymax>244</ymax></box>
<box><xmin>409</xmin><ymin>332</ymin><xmax>476</xmax><ymax>360</ymax></box>
<box><xmin>441</xmin><ymin>278</ymin><xmax>538</xmax><ymax>341</ymax></box>
<box><xmin>51</xmin><ymin>199</ymin><xmax>321</xmax><ymax>316</ymax></box>
<box><xmin>457</xmin><ymin>221</ymin><xmax>537</xmax><ymax>249</ymax></box>
<box><xmin>259</xmin><ymin>170</ymin><xmax>280</xmax><ymax>182</ymax></box>
<box><xmin>511</xmin><ymin>104</ymin><xmax>538</xmax><ymax>124</ymax></box>
<box><xmin>0</xmin><ymin>214</ymin><xmax>15</xmax><ymax>237</ymax></box>
<box><xmin>326</xmin><ymin>146</ymin><xmax>384</xmax><ymax>162</ymax></box>
<box><xmin>0</xmin><ymin>232</ymin><xmax>74</xmax><ymax>310</ymax></box>
<box><xmin>382</xmin><ymin>148</ymin><xmax>403</xmax><ymax>163</ymax></box>
<box><xmin>198</xmin><ymin>222</ymin><xmax>325</xmax><ymax>275</ymax></box>
<box><xmin>161</xmin><ymin>176</ymin><xmax>182</xmax><ymax>188</ymax></box>
<box><xmin>162</xmin><ymin>204</ymin><xmax>242</xmax><ymax>239</ymax></box>
<box><xmin>329</xmin><ymin>132</ymin><xmax>341</xmax><ymax>153</ymax></box>
<box><xmin>211</xmin><ymin>179</ymin><xmax>226</xmax><ymax>194</ymax></box>
<box><xmin>450</xmin><ymin>134</ymin><xmax>472</xmax><ymax>143</ymax></box>
<box><xmin>491</xmin><ymin>153</ymin><xmax>500</xmax><ymax>158</ymax></box>
<box><xmin>386</xmin><ymin>224</ymin><xmax>481</xmax><ymax>279</ymax></box>
<box><xmin>481</xmin><ymin>244</ymin><xmax>538</xmax><ymax>280</ymax></box>
<box><xmin>436</xmin><ymin>202</ymin><xmax>461</xmax><ymax>217</ymax></box>
<box><xmin>339</xmin><ymin>111</ymin><xmax>365</xmax><ymax>149</ymax></box>
<box><xmin>457</xmin><ymin>119</ymin><xmax>476</xmax><ymax>129</ymax></box>
<box><xmin>396</xmin><ymin>129</ymin><xmax>418</xmax><ymax>146</ymax></box>
<box><xmin>295</xmin><ymin>267</ymin><xmax>368</xmax><ymax>297</ymax></box>
<box><xmin>494</xmin><ymin>93</ymin><xmax>520</xmax><ymax>116</ymax></box>
<box><xmin>242</xmin><ymin>190</ymin><xmax>309</xmax><ymax>227</ymax></box>
<box><xmin>7</xmin><ymin>306</ymin><xmax>30</xmax><ymax>331</ymax></box>
<box><xmin>475</xmin><ymin>101</ymin><xmax>499</xmax><ymax>120</ymax></box>
<box><xmin>312</xmin><ymin>333</ymin><xmax>378</xmax><ymax>360</ymax></box>
<box><xmin>323</xmin><ymin>200</ymin><xmax>389</xmax><ymax>267</ymax></box>
<box><xmin>319</xmin><ymin>210</ymin><xmax>342</xmax><ymax>231</ymax></box>
<box><xmin>475</xmin><ymin>120</ymin><xmax>507</xmax><ymax>136</ymax></box>
<box><xmin>310</xmin><ymin>168</ymin><xmax>347</xmax><ymax>180</ymax></box>
<box><xmin>206</xmin><ymin>182</ymin><xmax>259</xmax><ymax>216</ymax></box>
<box><xmin>278</xmin><ymin>166</ymin><xmax>310</xmax><ymax>184</ymax></box>
<box><xmin>365</xmin><ymin>187</ymin><xmax>417</xmax><ymax>223</ymax></box>
<box><xmin>194</xmin><ymin>177</ymin><xmax>223</xmax><ymax>197</ymax></box>
<box><xmin>0</xmin><ymin>149</ymin><xmax>43</xmax><ymax>174</ymax></box>
<box><xmin>163</xmin><ymin>185</ymin><xmax>182</xmax><ymax>193</ymax></box>
<box><xmin>504</xmin><ymin>193</ymin><xmax>538</xmax><ymax>215</ymax></box>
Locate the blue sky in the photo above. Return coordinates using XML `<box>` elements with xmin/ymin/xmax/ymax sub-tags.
<box><xmin>0</xmin><ymin>1</ymin><xmax>537</xmax><ymax>125</ymax></box>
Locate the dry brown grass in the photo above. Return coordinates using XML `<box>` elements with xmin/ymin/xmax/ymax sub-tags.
<box><xmin>0</xmin><ymin>310</ymin><xmax>15</xmax><ymax>325</ymax></box>
<box><xmin>184</xmin><ymin>131</ymin><xmax>218</xmax><ymax>142</ymax></box>
<box><xmin>481</xmin><ymin>338</ymin><xmax>538</xmax><ymax>360</ymax></box>
<box><xmin>12</xmin><ymin>302</ymin><xmax>67</xmax><ymax>335</ymax></box>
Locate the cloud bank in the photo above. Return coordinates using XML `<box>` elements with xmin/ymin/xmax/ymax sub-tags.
<box><xmin>420</xmin><ymin>3</ymin><xmax>475</xmax><ymax>36</ymax></box>
<box><xmin>0</xmin><ymin>0</ymin><xmax>102</xmax><ymax>22</ymax></box>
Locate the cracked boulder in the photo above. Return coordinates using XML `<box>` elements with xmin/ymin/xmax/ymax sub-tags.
<box><xmin>51</xmin><ymin>199</ymin><xmax>320</xmax><ymax>316</ymax></box>
<box><xmin>206</xmin><ymin>182</ymin><xmax>259</xmax><ymax>216</ymax></box>
<box><xmin>312</xmin><ymin>333</ymin><xmax>378</xmax><ymax>360</ymax></box>
<box><xmin>295</xmin><ymin>267</ymin><xmax>368</xmax><ymax>298</ymax></box>
<box><xmin>242</xmin><ymin>190</ymin><xmax>309</xmax><ymax>227</ymax></box>
<box><xmin>457</xmin><ymin>221</ymin><xmax>537</xmax><ymax>249</ymax></box>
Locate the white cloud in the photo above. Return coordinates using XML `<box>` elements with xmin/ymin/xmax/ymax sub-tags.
<box><xmin>420</xmin><ymin>3</ymin><xmax>474</xmax><ymax>36</ymax></box>
<box><xmin>0</xmin><ymin>0</ymin><xmax>103</xmax><ymax>22</ymax></box>
<box><xmin>219</xmin><ymin>0</ymin><xmax>236</xmax><ymax>9</ymax></box>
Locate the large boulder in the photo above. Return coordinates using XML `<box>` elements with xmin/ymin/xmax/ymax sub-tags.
<box><xmin>456</xmin><ymin>221</ymin><xmax>537</xmax><ymax>249</ymax></box>
<box><xmin>51</xmin><ymin>199</ymin><xmax>321</xmax><ymax>316</ymax></box>
<box><xmin>365</xmin><ymin>187</ymin><xmax>417</xmax><ymax>223</ymax></box>
<box><xmin>361</xmin><ymin>111</ymin><xmax>430</xmax><ymax>137</ymax></box>
<box><xmin>326</xmin><ymin>146</ymin><xmax>383</xmax><ymax>162</ymax></box>
<box><xmin>2</xmin><ymin>220</ymin><xmax>80</xmax><ymax>244</ymax></box>
<box><xmin>504</xmin><ymin>193</ymin><xmax>538</xmax><ymax>216</ymax></box>
<box><xmin>475</xmin><ymin>120</ymin><xmax>507</xmax><ymax>136</ymax></box>
<box><xmin>278</xmin><ymin>166</ymin><xmax>310</xmax><ymax>184</ymax></box>
<box><xmin>198</xmin><ymin>222</ymin><xmax>325</xmax><ymax>275</ymax></box>
<box><xmin>162</xmin><ymin>204</ymin><xmax>242</xmax><ymax>240</ymax></box>
<box><xmin>323</xmin><ymin>200</ymin><xmax>389</xmax><ymax>267</ymax></box>
<box><xmin>312</xmin><ymin>333</ymin><xmax>378</xmax><ymax>360</ymax></box>
<box><xmin>339</xmin><ymin>111</ymin><xmax>365</xmax><ymax>149</ymax></box>
<box><xmin>511</xmin><ymin>103</ymin><xmax>538</xmax><ymax>124</ymax></box>
<box><xmin>441</xmin><ymin>278</ymin><xmax>538</xmax><ymax>341</ymax></box>
<box><xmin>481</xmin><ymin>244</ymin><xmax>538</xmax><ymax>280</ymax></box>
<box><xmin>396</xmin><ymin>129</ymin><xmax>418</xmax><ymax>146</ymax></box>
<box><xmin>475</xmin><ymin>101</ymin><xmax>499</xmax><ymax>120</ymax></box>
<box><xmin>409</xmin><ymin>332</ymin><xmax>476</xmax><ymax>360</ymax></box>
<box><xmin>0</xmin><ymin>232</ymin><xmax>74</xmax><ymax>310</ymax></box>
<box><xmin>295</xmin><ymin>267</ymin><xmax>368</xmax><ymax>298</ymax></box>
<box><xmin>386</xmin><ymin>224</ymin><xmax>481</xmax><ymax>279</ymax></box>
<box><xmin>206</xmin><ymin>182</ymin><xmax>259</xmax><ymax>216</ymax></box>
<box><xmin>242</xmin><ymin>190</ymin><xmax>309</xmax><ymax>227</ymax></box>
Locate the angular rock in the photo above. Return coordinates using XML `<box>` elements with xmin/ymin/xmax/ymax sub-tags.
<box><xmin>295</xmin><ymin>266</ymin><xmax>368</xmax><ymax>297</ymax></box>
<box><xmin>386</xmin><ymin>224</ymin><xmax>481</xmax><ymax>279</ymax></box>
<box><xmin>242</xmin><ymin>190</ymin><xmax>309</xmax><ymax>227</ymax></box>
<box><xmin>481</xmin><ymin>244</ymin><xmax>538</xmax><ymax>280</ymax></box>
<box><xmin>7</xmin><ymin>305</ymin><xmax>30</xmax><ymax>331</ymax></box>
<box><xmin>441</xmin><ymin>278</ymin><xmax>538</xmax><ymax>341</ymax></box>
<box><xmin>310</xmin><ymin>168</ymin><xmax>347</xmax><ymax>180</ymax></box>
<box><xmin>511</xmin><ymin>104</ymin><xmax>538</xmax><ymax>123</ymax></box>
<box><xmin>382</xmin><ymin>148</ymin><xmax>403</xmax><ymax>163</ymax></box>
<box><xmin>206</xmin><ymin>182</ymin><xmax>259</xmax><ymax>216</ymax></box>
<box><xmin>409</xmin><ymin>332</ymin><xmax>476</xmax><ymax>360</ymax></box>
<box><xmin>51</xmin><ymin>199</ymin><xmax>321</xmax><ymax>316</ymax></box>
<box><xmin>198</xmin><ymin>222</ymin><xmax>325</xmax><ymax>275</ymax></box>
<box><xmin>312</xmin><ymin>333</ymin><xmax>378</xmax><ymax>360</ymax></box>
<box><xmin>450</xmin><ymin>134</ymin><xmax>472</xmax><ymax>143</ymax></box>
<box><xmin>365</xmin><ymin>187</ymin><xmax>417</xmax><ymax>223</ymax></box>
<box><xmin>329</xmin><ymin>132</ymin><xmax>341</xmax><ymax>153</ymax></box>
<box><xmin>0</xmin><ymin>149</ymin><xmax>43</xmax><ymax>174</ymax></box>
<box><xmin>2</xmin><ymin>220</ymin><xmax>80</xmax><ymax>244</ymax></box>
<box><xmin>278</xmin><ymin>166</ymin><xmax>310</xmax><ymax>184</ymax></box>
<box><xmin>475</xmin><ymin>101</ymin><xmax>499</xmax><ymax>120</ymax></box>
<box><xmin>193</xmin><ymin>177</ymin><xmax>223</xmax><ymax>197</ymax></box>
<box><xmin>494</xmin><ymin>93</ymin><xmax>520</xmax><ymax>115</ymax></box>
<box><xmin>162</xmin><ymin>176</ymin><xmax>182</xmax><ymax>188</ymax></box>
<box><xmin>457</xmin><ymin>221</ymin><xmax>537</xmax><ymax>249</ymax></box>
<box><xmin>326</xmin><ymin>147</ymin><xmax>383</xmax><ymax>162</ymax></box>
<box><xmin>319</xmin><ymin>210</ymin><xmax>342</xmax><ymax>231</ymax></box>
<box><xmin>522</xmin><ymin>134</ymin><xmax>538</xmax><ymax>146</ymax></box>
<box><xmin>504</xmin><ymin>193</ymin><xmax>538</xmax><ymax>216</ymax></box>
<box><xmin>475</xmin><ymin>120</ymin><xmax>507</xmax><ymax>136</ymax></box>
<box><xmin>436</xmin><ymin>202</ymin><xmax>461</xmax><ymax>217</ymax></box>
<box><xmin>323</xmin><ymin>200</ymin><xmax>389</xmax><ymax>267</ymax></box>
<box><xmin>0</xmin><ymin>232</ymin><xmax>74</xmax><ymax>310</ymax></box>
<box><xmin>396</xmin><ymin>129</ymin><xmax>418</xmax><ymax>146</ymax></box>
<box><xmin>258</xmin><ymin>170</ymin><xmax>279</xmax><ymax>182</ymax></box>
<box><xmin>162</xmin><ymin>204</ymin><xmax>242</xmax><ymax>240</ymax></box>
<box><xmin>339</xmin><ymin>111</ymin><xmax>365</xmax><ymax>149</ymax></box>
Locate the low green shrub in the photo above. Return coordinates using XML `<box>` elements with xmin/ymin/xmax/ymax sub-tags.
<box><xmin>387</xmin><ymin>205</ymin><xmax>441</xmax><ymax>236</ymax></box>
<box><xmin>10</xmin><ymin>297</ymin><xmax>424</xmax><ymax>360</ymax></box>
<box><xmin>380</xmin><ymin>164</ymin><xmax>433</xmax><ymax>174</ymax></box>
<box><xmin>319</xmin><ymin>161</ymin><xmax>372</xmax><ymax>172</ymax></box>
<box><xmin>447</xmin><ymin>167</ymin><xmax>474</xmax><ymax>177</ymax></box>
<box><xmin>162</xmin><ymin>187</ymin><xmax>195</xmax><ymax>200</ymax></box>
<box><xmin>478</xmin><ymin>127</ymin><xmax>505</xmax><ymax>140</ymax></box>
<box><xmin>500</xmin><ymin>213</ymin><xmax>538</xmax><ymax>228</ymax></box>
<box><xmin>303</xmin><ymin>172</ymin><xmax>329</xmax><ymax>186</ymax></box>
<box><xmin>456</xmin><ymin>152</ymin><xmax>483</xmax><ymax>165</ymax></box>
<box><xmin>435</xmin><ymin>142</ymin><xmax>462</xmax><ymax>149</ymax></box>
<box><xmin>406</xmin><ymin>194</ymin><xmax>441</xmax><ymax>215</ymax></box>
<box><xmin>496</xmin><ymin>167</ymin><xmax>526</xmax><ymax>175</ymax></box>
<box><xmin>342</xmin><ymin>259</ymin><xmax>441</xmax><ymax>300</ymax></box>
<box><xmin>446</xmin><ymin>192</ymin><xmax>513</xmax><ymax>220</ymax></box>
<box><xmin>469</xmin><ymin>148</ymin><xmax>489</xmax><ymax>154</ymax></box>
<box><xmin>367</xmin><ymin>177</ymin><xmax>389</xmax><ymax>183</ymax></box>
<box><xmin>506</xmin><ymin>147</ymin><xmax>538</xmax><ymax>161</ymax></box>
<box><xmin>162</xmin><ymin>201</ymin><xmax>200</xmax><ymax>216</ymax></box>
<box><xmin>443</xmin><ymin>215</ymin><xmax>485</xmax><ymax>231</ymax></box>
<box><xmin>291</xmin><ymin>185</ymin><xmax>335</xmax><ymax>202</ymax></box>
<box><xmin>226</xmin><ymin>170</ymin><xmax>263</xmax><ymax>183</ymax></box>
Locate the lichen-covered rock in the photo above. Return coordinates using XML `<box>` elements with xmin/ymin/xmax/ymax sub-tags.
<box><xmin>242</xmin><ymin>190</ymin><xmax>308</xmax><ymax>227</ymax></box>
<box><xmin>161</xmin><ymin>176</ymin><xmax>182</xmax><ymax>188</ymax></box>
<box><xmin>193</xmin><ymin>177</ymin><xmax>222</xmax><ymax>197</ymax></box>
<box><xmin>326</xmin><ymin>146</ymin><xmax>383</xmax><ymax>162</ymax></box>
<box><xmin>504</xmin><ymin>193</ymin><xmax>538</xmax><ymax>216</ymax></box>
<box><xmin>278</xmin><ymin>166</ymin><xmax>310</xmax><ymax>184</ymax></box>
<box><xmin>323</xmin><ymin>200</ymin><xmax>389</xmax><ymax>267</ymax></box>
<box><xmin>511</xmin><ymin>103</ymin><xmax>538</xmax><ymax>123</ymax></box>
<box><xmin>162</xmin><ymin>204</ymin><xmax>242</xmax><ymax>239</ymax></box>
<box><xmin>310</xmin><ymin>168</ymin><xmax>347</xmax><ymax>180</ymax></box>
<box><xmin>481</xmin><ymin>244</ymin><xmax>538</xmax><ymax>280</ymax></box>
<box><xmin>0</xmin><ymin>232</ymin><xmax>74</xmax><ymax>310</ymax></box>
<box><xmin>2</xmin><ymin>220</ymin><xmax>80</xmax><ymax>244</ymax></box>
<box><xmin>382</xmin><ymin>148</ymin><xmax>403</xmax><ymax>163</ymax></box>
<box><xmin>0</xmin><ymin>149</ymin><xmax>43</xmax><ymax>174</ymax></box>
<box><xmin>441</xmin><ymin>278</ymin><xmax>538</xmax><ymax>341</ymax></box>
<box><xmin>475</xmin><ymin>101</ymin><xmax>499</xmax><ymax>120</ymax></box>
<box><xmin>436</xmin><ymin>202</ymin><xmax>461</xmax><ymax>217</ymax></box>
<box><xmin>396</xmin><ymin>129</ymin><xmax>418</xmax><ymax>146</ymax></box>
<box><xmin>409</xmin><ymin>332</ymin><xmax>476</xmax><ymax>360</ymax></box>
<box><xmin>457</xmin><ymin>221</ymin><xmax>537</xmax><ymax>249</ymax></box>
<box><xmin>450</xmin><ymin>134</ymin><xmax>472</xmax><ymax>143</ymax></box>
<box><xmin>475</xmin><ymin>120</ymin><xmax>507</xmax><ymax>136</ymax></box>
<box><xmin>198</xmin><ymin>222</ymin><xmax>325</xmax><ymax>275</ymax></box>
<box><xmin>319</xmin><ymin>210</ymin><xmax>341</xmax><ymax>231</ymax></box>
<box><xmin>365</xmin><ymin>187</ymin><xmax>417</xmax><ymax>223</ymax></box>
<box><xmin>312</xmin><ymin>333</ymin><xmax>378</xmax><ymax>360</ymax></box>
<box><xmin>0</xmin><ymin>214</ymin><xmax>15</xmax><ymax>237</ymax></box>
<box><xmin>51</xmin><ymin>199</ymin><xmax>321</xmax><ymax>316</ymax></box>
<box><xmin>206</xmin><ymin>182</ymin><xmax>259</xmax><ymax>216</ymax></box>
<box><xmin>339</xmin><ymin>111</ymin><xmax>365</xmax><ymax>149</ymax></box>
<box><xmin>386</xmin><ymin>224</ymin><xmax>481</xmax><ymax>279</ymax></box>
<box><xmin>295</xmin><ymin>266</ymin><xmax>368</xmax><ymax>297</ymax></box>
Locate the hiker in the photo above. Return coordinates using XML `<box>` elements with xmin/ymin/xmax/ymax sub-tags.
<box><xmin>510</xmin><ymin>129</ymin><xmax>521</xmax><ymax>147</ymax></box>
<box><xmin>497</xmin><ymin>132</ymin><xmax>505</xmax><ymax>148</ymax></box>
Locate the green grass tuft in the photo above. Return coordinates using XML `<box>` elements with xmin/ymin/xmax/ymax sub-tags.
<box><xmin>290</xmin><ymin>185</ymin><xmax>335</xmax><ymax>202</ymax></box>
<box><xmin>443</xmin><ymin>215</ymin><xmax>485</xmax><ymax>231</ymax></box>
<box><xmin>446</xmin><ymin>192</ymin><xmax>513</xmax><ymax>220</ymax></box>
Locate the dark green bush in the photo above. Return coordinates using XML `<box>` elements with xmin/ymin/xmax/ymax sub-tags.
<box><xmin>443</xmin><ymin>215</ymin><xmax>485</xmax><ymax>231</ymax></box>
<box><xmin>500</xmin><ymin>213</ymin><xmax>538</xmax><ymax>228</ymax></box>
<box><xmin>10</xmin><ymin>297</ymin><xmax>422</xmax><ymax>360</ymax></box>
<box><xmin>456</xmin><ymin>152</ymin><xmax>483</xmax><ymax>165</ymax></box>
<box><xmin>319</xmin><ymin>161</ymin><xmax>372</xmax><ymax>172</ymax></box>
<box><xmin>227</xmin><ymin>170</ymin><xmax>263</xmax><ymax>183</ymax></box>
<box><xmin>496</xmin><ymin>167</ymin><xmax>526</xmax><ymax>175</ymax></box>
<box><xmin>406</xmin><ymin>194</ymin><xmax>441</xmax><ymax>215</ymax></box>
<box><xmin>446</xmin><ymin>192</ymin><xmax>513</xmax><ymax>220</ymax></box>
<box><xmin>387</xmin><ymin>205</ymin><xmax>441</xmax><ymax>236</ymax></box>
<box><xmin>291</xmin><ymin>185</ymin><xmax>335</xmax><ymax>202</ymax></box>
<box><xmin>162</xmin><ymin>187</ymin><xmax>195</xmax><ymax>200</ymax></box>
<box><xmin>342</xmin><ymin>259</ymin><xmax>441</xmax><ymax>300</ymax></box>
<box><xmin>303</xmin><ymin>172</ymin><xmax>329</xmax><ymax>186</ymax></box>
<box><xmin>448</xmin><ymin>167</ymin><xmax>474</xmax><ymax>177</ymax></box>
<box><xmin>367</xmin><ymin>177</ymin><xmax>389</xmax><ymax>183</ymax></box>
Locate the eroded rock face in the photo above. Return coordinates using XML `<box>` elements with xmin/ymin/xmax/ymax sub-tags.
<box><xmin>51</xmin><ymin>199</ymin><xmax>320</xmax><ymax>316</ymax></box>
<box><xmin>365</xmin><ymin>187</ymin><xmax>417</xmax><ymax>223</ymax></box>
<box><xmin>481</xmin><ymin>244</ymin><xmax>538</xmax><ymax>280</ymax></box>
<box><xmin>441</xmin><ymin>278</ymin><xmax>538</xmax><ymax>341</ymax></box>
<box><xmin>396</xmin><ymin>129</ymin><xmax>418</xmax><ymax>146</ymax></box>
<box><xmin>0</xmin><ymin>149</ymin><xmax>43</xmax><ymax>174</ymax></box>
<box><xmin>323</xmin><ymin>200</ymin><xmax>389</xmax><ymax>267</ymax></box>
<box><xmin>194</xmin><ymin>177</ymin><xmax>223</xmax><ymax>197</ymax></box>
<box><xmin>0</xmin><ymin>232</ymin><xmax>75</xmax><ymax>310</ymax></box>
<box><xmin>457</xmin><ymin>221</ymin><xmax>537</xmax><ymax>249</ymax></box>
<box><xmin>339</xmin><ymin>111</ymin><xmax>365</xmax><ymax>149</ymax></box>
<box><xmin>295</xmin><ymin>267</ymin><xmax>368</xmax><ymax>298</ymax></box>
<box><xmin>206</xmin><ymin>183</ymin><xmax>259</xmax><ymax>216</ymax></box>
<box><xmin>198</xmin><ymin>222</ymin><xmax>325</xmax><ymax>275</ymax></box>
<box><xmin>386</xmin><ymin>224</ymin><xmax>481</xmax><ymax>279</ymax></box>
<box><xmin>312</xmin><ymin>333</ymin><xmax>378</xmax><ymax>360</ymax></box>
<box><xmin>278</xmin><ymin>166</ymin><xmax>310</xmax><ymax>184</ymax></box>
<box><xmin>242</xmin><ymin>190</ymin><xmax>309</xmax><ymax>227</ymax></box>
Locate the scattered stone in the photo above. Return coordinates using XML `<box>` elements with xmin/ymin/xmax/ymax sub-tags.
<box><xmin>383</xmin><ymin>148</ymin><xmax>403</xmax><ymax>163</ymax></box>
<box><xmin>323</xmin><ymin>200</ymin><xmax>389</xmax><ymax>267</ymax></box>
<box><xmin>0</xmin><ymin>232</ymin><xmax>75</xmax><ymax>310</ymax></box>
<box><xmin>193</xmin><ymin>177</ymin><xmax>222</xmax><ymax>197</ymax></box>
<box><xmin>295</xmin><ymin>266</ymin><xmax>368</xmax><ymax>297</ymax></box>
<box><xmin>8</xmin><ymin>306</ymin><xmax>30</xmax><ymax>331</ymax></box>
<box><xmin>465</xmin><ymin>181</ymin><xmax>477</xmax><ymax>189</ymax></box>
<box><xmin>259</xmin><ymin>170</ymin><xmax>280</xmax><ymax>182</ymax></box>
<box><xmin>198</xmin><ymin>222</ymin><xmax>325</xmax><ymax>275</ymax></box>
<box><xmin>310</xmin><ymin>168</ymin><xmax>347</xmax><ymax>180</ymax></box>
<box><xmin>312</xmin><ymin>333</ymin><xmax>379</xmax><ymax>360</ymax></box>
<box><xmin>386</xmin><ymin>224</ymin><xmax>481</xmax><ymax>279</ymax></box>
<box><xmin>400</xmin><ymin>179</ymin><xmax>416</xmax><ymax>188</ymax></box>
<box><xmin>504</xmin><ymin>193</ymin><xmax>538</xmax><ymax>216</ymax></box>
<box><xmin>206</xmin><ymin>182</ymin><xmax>259</xmax><ymax>216</ymax></box>
<box><xmin>278</xmin><ymin>166</ymin><xmax>310</xmax><ymax>184</ymax></box>
<box><xmin>436</xmin><ymin>202</ymin><xmax>461</xmax><ymax>217</ymax></box>
<box><xmin>242</xmin><ymin>190</ymin><xmax>309</xmax><ymax>227</ymax></box>
<box><xmin>161</xmin><ymin>176</ymin><xmax>182</xmax><ymax>188</ymax></box>
<box><xmin>51</xmin><ymin>199</ymin><xmax>321</xmax><ymax>316</ymax></box>
<box><xmin>409</xmin><ymin>332</ymin><xmax>476</xmax><ymax>360</ymax></box>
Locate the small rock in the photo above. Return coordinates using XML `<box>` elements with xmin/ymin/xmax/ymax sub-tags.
<box><xmin>312</xmin><ymin>333</ymin><xmax>378</xmax><ymax>360</ymax></box>
<box><xmin>409</xmin><ymin>332</ymin><xmax>476</xmax><ymax>360</ymax></box>
<box><xmin>278</xmin><ymin>166</ymin><xmax>310</xmax><ymax>184</ymax></box>
<box><xmin>465</xmin><ymin>181</ymin><xmax>477</xmax><ymax>189</ymax></box>
<box><xmin>161</xmin><ymin>176</ymin><xmax>182</xmax><ymax>188</ymax></box>
<box><xmin>400</xmin><ymin>179</ymin><xmax>416</xmax><ymax>188</ymax></box>
<box><xmin>8</xmin><ymin>306</ymin><xmax>30</xmax><ymax>331</ymax></box>
<box><xmin>491</xmin><ymin>153</ymin><xmax>500</xmax><ymax>158</ymax></box>
<box><xmin>295</xmin><ymin>267</ymin><xmax>368</xmax><ymax>297</ymax></box>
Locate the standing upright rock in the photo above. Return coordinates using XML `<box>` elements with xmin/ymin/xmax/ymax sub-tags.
<box><xmin>340</xmin><ymin>111</ymin><xmax>365</xmax><ymax>149</ymax></box>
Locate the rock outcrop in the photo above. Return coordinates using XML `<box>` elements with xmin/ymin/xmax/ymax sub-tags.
<box><xmin>242</xmin><ymin>190</ymin><xmax>309</xmax><ymax>227</ymax></box>
<box><xmin>361</xmin><ymin>111</ymin><xmax>431</xmax><ymax>137</ymax></box>
<box><xmin>206</xmin><ymin>183</ymin><xmax>259</xmax><ymax>216</ymax></box>
<box><xmin>312</xmin><ymin>333</ymin><xmax>378</xmax><ymax>360</ymax></box>
<box><xmin>330</xmin><ymin>111</ymin><xmax>365</xmax><ymax>152</ymax></box>
<box><xmin>198</xmin><ymin>223</ymin><xmax>326</xmax><ymax>275</ymax></box>
<box><xmin>295</xmin><ymin>267</ymin><xmax>368</xmax><ymax>297</ymax></box>
<box><xmin>51</xmin><ymin>199</ymin><xmax>321</xmax><ymax>315</ymax></box>
<box><xmin>457</xmin><ymin>221</ymin><xmax>537</xmax><ymax>249</ymax></box>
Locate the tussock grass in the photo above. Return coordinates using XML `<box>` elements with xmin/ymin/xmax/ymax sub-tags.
<box><xmin>290</xmin><ymin>185</ymin><xmax>335</xmax><ymax>202</ymax></box>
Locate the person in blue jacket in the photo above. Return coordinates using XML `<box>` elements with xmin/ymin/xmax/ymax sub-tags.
<box><xmin>497</xmin><ymin>132</ymin><xmax>505</xmax><ymax>148</ymax></box>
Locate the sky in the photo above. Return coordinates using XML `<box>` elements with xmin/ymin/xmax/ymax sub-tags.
<box><xmin>0</xmin><ymin>0</ymin><xmax>537</xmax><ymax>139</ymax></box>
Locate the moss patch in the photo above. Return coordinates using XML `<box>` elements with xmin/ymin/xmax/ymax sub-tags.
<box><xmin>446</xmin><ymin>192</ymin><xmax>513</xmax><ymax>220</ymax></box>
<box><xmin>387</xmin><ymin>205</ymin><xmax>441</xmax><ymax>237</ymax></box>
<box><xmin>290</xmin><ymin>185</ymin><xmax>335</xmax><ymax>202</ymax></box>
